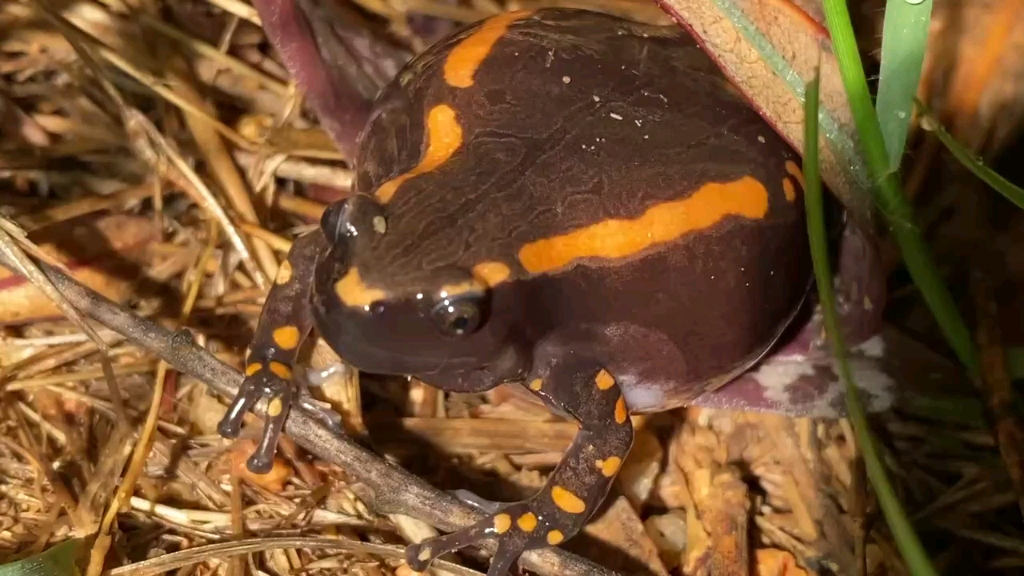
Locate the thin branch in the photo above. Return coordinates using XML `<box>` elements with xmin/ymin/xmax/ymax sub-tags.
<box><xmin>0</xmin><ymin>251</ymin><xmax>618</xmax><ymax>576</ymax></box>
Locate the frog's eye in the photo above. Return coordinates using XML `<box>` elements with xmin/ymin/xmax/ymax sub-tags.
<box><xmin>430</xmin><ymin>296</ymin><xmax>483</xmax><ymax>337</ymax></box>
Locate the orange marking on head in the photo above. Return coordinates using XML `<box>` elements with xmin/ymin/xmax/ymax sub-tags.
<box><xmin>444</xmin><ymin>10</ymin><xmax>533</xmax><ymax>88</ymax></box>
<box><xmin>245</xmin><ymin>362</ymin><xmax>262</xmax><ymax>376</ymax></box>
<box><xmin>517</xmin><ymin>512</ymin><xmax>538</xmax><ymax>532</ymax></box>
<box><xmin>374</xmin><ymin>105</ymin><xmax>463</xmax><ymax>203</ymax></box>
<box><xmin>785</xmin><ymin>160</ymin><xmax>806</xmax><ymax>190</ymax></box>
<box><xmin>472</xmin><ymin>261</ymin><xmax>511</xmax><ymax>287</ymax></box>
<box><xmin>518</xmin><ymin>176</ymin><xmax>769</xmax><ymax>273</ymax></box>
<box><xmin>551</xmin><ymin>486</ymin><xmax>586</xmax><ymax>514</ymax></box>
<box><xmin>529</xmin><ymin>378</ymin><xmax>543</xmax><ymax>391</ymax></box>
<box><xmin>275</xmin><ymin>260</ymin><xmax>293</xmax><ymax>285</ymax></box>
<box><xmin>269</xmin><ymin>361</ymin><xmax>292</xmax><ymax>380</ymax></box>
<box><xmin>782</xmin><ymin>177</ymin><xmax>796</xmax><ymax>202</ymax></box>
<box><xmin>546</xmin><ymin>530</ymin><xmax>565</xmax><ymax>545</ymax></box>
<box><xmin>596</xmin><ymin>456</ymin><xmax>622</xmax><ymax>477</ymax></box>
<box><xmin>595</xmin><ymin>369</ymin><xmax>615</xmax><ymax>391</ymax></box>
<box><xmin>272</xmin><ymin>326</ymin><xmax>300</xmax><ymax>350</ymax></box>
<box><xmin>493</xmin><ymin>513</ymin><xmax>512</xmax><ymax>534</ymax></box>
<box><xmin>614</xmin><ymin>396</ymin><xmax>627</xmax><ymax>424</ymax></box>
<box><xmin>335</xmin><ymin>268</ymin><xmax>387</xmax><ymax>308</ymax></box>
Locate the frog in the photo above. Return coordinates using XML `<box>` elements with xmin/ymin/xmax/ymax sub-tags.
<box><xmin>217</xmin><ymin>7</ymin><xmax>872</xmax><ymax>575</ymax></box>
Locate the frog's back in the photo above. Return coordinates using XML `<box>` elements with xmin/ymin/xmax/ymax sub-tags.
<box><xmin>353</xmin><ymin>8</ymin><xmax>812</xmax><ymax>410</ymax></box>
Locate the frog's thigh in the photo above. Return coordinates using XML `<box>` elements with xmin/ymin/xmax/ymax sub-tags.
<box><xmin>405</xmin><ymin>358</ymin><xmax>634</xmax><ymax>576</ymax></box>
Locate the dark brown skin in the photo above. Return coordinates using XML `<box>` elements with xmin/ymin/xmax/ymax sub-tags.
<box><xmin>219</xmin><ymin>9</ymin><xmax>822</xmax><ymax>575</ymax></box>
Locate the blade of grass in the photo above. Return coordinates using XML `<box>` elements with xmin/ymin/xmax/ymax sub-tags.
<box><xmin>803</xmin><ymin>70</ymin><xmax>939</xmax><ymax>576</ymax></box>
<box><xmin>915</xmin><ymin>99</ymin><xmax>1024</xmax><ymax>210</ymax></box>
<box><xmin>1009</xmin><ymin>347</ymin><xmax>1024</xmax><ymax>380</ymax></box>
<box><xmin>0</xmin><ymin>539</ymin><xmax>82</xmax><ymax>576</ymax></box>
<box><xmin>876</xmin><ymin>0</ymin><xmax>934</xmax><ymax>170</ymax></box>
<box><xmin>820</xmin><ymin>0</ymin><xmax>979</xmax><ymax>376</ymax></box>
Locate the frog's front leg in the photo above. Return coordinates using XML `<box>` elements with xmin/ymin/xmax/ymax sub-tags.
<box><xmin>217</xmin><ymin>231</ymin><xmax>339</xmax><ymax>473</ymax></box>
<box><xmin>406</xmin><ymin>354</ymin><xmax>634</xmax><ymax>576</ymax></box>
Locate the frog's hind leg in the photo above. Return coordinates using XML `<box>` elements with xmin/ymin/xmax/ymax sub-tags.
<box><xmin>405</xmin><ymin>353</ymin><xmax>634</xmax><ymax>576</ymax></box>
<box><xmin>217</xmin><ymin>231</ymin><xmax>339</xmax><ymax>473</ymax></box>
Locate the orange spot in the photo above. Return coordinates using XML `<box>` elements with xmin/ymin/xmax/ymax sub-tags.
<box><xmin>595</xmin><ymin>369</ymin><xmax>615</xmax><ymax>391</ymax></box>
<box><xmin>275</xmin><ymin>260</ymin><xmax>293</xmax><ymax>285</ymax></box>
<box><xmin>494</xmin><ymin>513</ymin><xmax>512</xmax><ymax>534</ymax></box>
<box><xmin>518</xmin><ymin>176</ymin><xmax>769</xmax><ymax>273</ymax></box>
<box><xmin>439</xmin><ymin>278</ymin><xmax>485</xmax><ymax>298</ymax></box>
<box><xmin>614</xmin><ymin>396</ymin><xmax>627</xmax><ymax>424</ymax></box>
<box><xmin>272</xmin><ymin>326</ymin><xmax>300</xmax><ymax>350</ymax></box>
<box><xmin>785</xmin><ymin>160</ymin><xmax>805</xmax><ymax>190</ymax></box>
<box><xmin>334</xmin><ymin>268</ymin><xmax>387</xmax><ymax>308</ymax></box>
<box><xmin>546</xmin><ymin>530</ymin><xmax>564</xmax><ymax>545</ymax></box>
<box><xmin>529</xmin><ymin>378</ymin><xmax>543</xmax><ymax>391</ymax></box>
<box><xmin>550</xmin><ymin>486</ymin><xmax>586</xmax><ymax>514</ymax></box>
<box><xmin>444</xmin><ymin>11</ymin><xmax>533</xmax><ymax>88</ymax></box>
<box><xmin>245</xmin><ymin>362</ymin><xmax>262</xmax><ymax>376</ymax></box>
<box><xmin>374</xmin><ymin>105</ymin><xmax>463</xmax><ymax>203</ymax></box>
<box><xmin>269</xmin><ymin>361</ymin><xmax>292</xmax><ymax>380</ymax></box>
<box><xmin>517</xmin><ymin>512</ymin><xmax>537</xmax><ymax>532</ymax></box>
<box><xmin>596</xmin><ymin>456</ymin><xmax>622</xmax><ymax>477</ymax></box>
<box><xmin>267</xmin><ymin>397</ymin><xmax>284</xmax><ymax>417</ymax></box>
<box><xmin>782</xmin><ymin>177</ymin><xmax>796</xmax><ymax>202</ymax></box>
<box><xmin>473</xmin><ymin>261</ymin><xmax>511</xmax><ymax>287</ymax></box>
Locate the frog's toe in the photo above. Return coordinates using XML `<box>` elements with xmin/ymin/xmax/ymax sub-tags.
<box><xmin>405</xmin><ymin>501</ymin><xmax>559</xmax><ymax>576</ymax></box>
<box><xmin>217</xmin><ymin>365</ymin><xmax>294</xmax><ymax>474</ymax></box>
<box><xmin>295</xmin><ymin>390</ymin><xmax>345</xmax><ymax>434</ymax></box>
<box><xmin>447</xmin><ymin>489</ymin><xmax>506</xmax><ymax>513</ymax></box>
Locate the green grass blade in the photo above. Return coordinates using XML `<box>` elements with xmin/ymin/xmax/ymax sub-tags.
<box><xmin>0</xmin><ymin>540</ymin><xmax>82</xmax><ymax>576</ymax></box>
<box><xmin>820</xmin><ymin>0</ymin><xmax>979</xmax><ymax>376</ymax></box>
<box><xmin>803</xmin><ymin>70</ymin><xmax>939</xmax><ymax>576</ymax></box>
<box><xmin>876</xmin><ymin>0</ymin><xmax>934</xmax><ymax>170</ymax></box>
<box><xmin>1008</xmin><ymin>347</ymin><xmax>1024</xmax><ymax>380</ymax></box>
<box><xmin>915</xmin><ymin>100</ymin><xmax>1024</xmax><ymax>210</ymax></box>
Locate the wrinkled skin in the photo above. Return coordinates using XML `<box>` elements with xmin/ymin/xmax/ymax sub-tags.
<box><xmin>249</xmin><ymin>0</ymin><xmax>895</xmax><ymax>417</ymax></box>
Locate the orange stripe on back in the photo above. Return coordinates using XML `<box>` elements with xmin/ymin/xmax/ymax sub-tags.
<box><xmin>517</xmin><ymin>176</ymin><xmax>770</xmax><ymax>274</ymax></box>
<box><xmin>444</xmin><ymin>10</ymin><xmax>534</xmax><ymax>88</ymax></box>
<box><xmin>375</xmin><ymin>105</ymin><xmax>463</xmax><ymax>203</ymax></box>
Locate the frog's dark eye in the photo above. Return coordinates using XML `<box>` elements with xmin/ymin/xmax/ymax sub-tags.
<box><xmin>320</xmin><ymin>201</ymin><xmax>351</xmax><ymax>245</ymax></box>
<box><xmin>430</xmin><ymin>297</ymin><xmax>483</xmax><ymax>337</ymax></box>
<box><xmin>320</xmin><ymin>196</ymin><xmax>387</xmax><ymax>246</ymax></box>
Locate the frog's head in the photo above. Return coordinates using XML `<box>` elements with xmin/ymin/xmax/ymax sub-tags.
<box><xmin>311</xmin><ymin>195</ymin><xmax>530</xmax><ymax>391</ymax></box>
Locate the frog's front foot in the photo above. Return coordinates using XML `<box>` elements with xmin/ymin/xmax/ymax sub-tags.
<box><xmin>218</xmin><ymin>361</ymin><xmax>345</xmax><ymax>473</ymax></box>
<box><xmin>406</xmin><ymin>497</ymin><xmax>572</xmax><ymax>576</ymax></box>
<box><xmin>218</xmin><ymin>362</ymin><xmax>296</xmax><ymax>473</ymax></box>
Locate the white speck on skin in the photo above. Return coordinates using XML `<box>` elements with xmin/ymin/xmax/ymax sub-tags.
<box><xmin>758</xmin><ymin>135</ymin><xmax>766</xmax><ymax>143</ymax></box>
<box><xmin>853</xmin><ymin>335</ymin><xmax>885</xmax><ymax>358</ymax></box>
<box><xmin>610</xmin><ymin>113</ymin><xmax>623</xmax><ymax>120</ymax></box>
<box><xmin>593</xmin><ymin>95</ymin><xmax>600</xmax><ymax>102</ymax></box>
<box><xmin>634</xmin><ymin>119</ymin><xmax>642</xmax><ymax>126</ymax></box>
<box><xmin>562</xmin><ymin>76</ymin><xmax>571</xmax><ymax>84</ymax></box>
<box><xmin>752</xmin><ymin>359</ymin><xmax>816</xmax><ymax>406</ymax></box>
